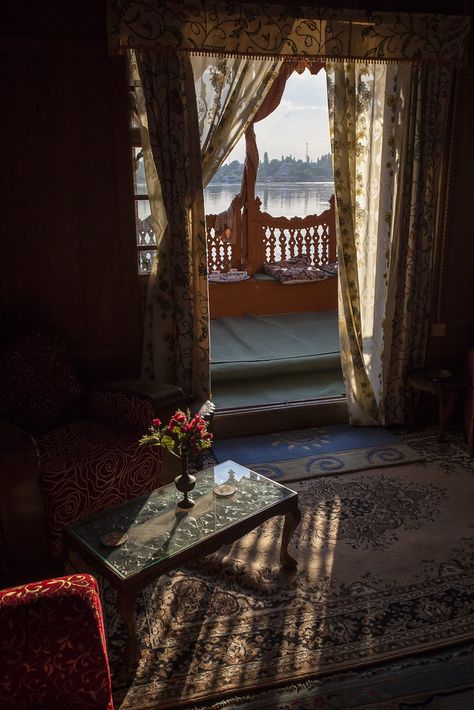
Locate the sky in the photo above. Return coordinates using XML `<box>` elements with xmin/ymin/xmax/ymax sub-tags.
<box><xmin>227</xmin><ymin>68</ymin><xmax>331</xmax><ymax>164</ymax></box>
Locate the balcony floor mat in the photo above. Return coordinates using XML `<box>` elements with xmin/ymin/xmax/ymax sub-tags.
<box><xmin>211</xmin><ymin>369</ymin><xmax>345</xmax><ymax>408</ymax></box>
<box><xmin>211</xmin><ymin>311</ymin><xmax>340</xmax><ymax>382</ymax></box>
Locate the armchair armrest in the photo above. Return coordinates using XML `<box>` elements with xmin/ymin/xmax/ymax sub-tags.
<box><xmin>0</xmin><ymin>574</ymin><xmax>114</xmax><ymax>709</ymax></box>
<box><xmin>87</xmin><ymin>380</ymin><xmax>185</xmax><ymax>431</ymax></box>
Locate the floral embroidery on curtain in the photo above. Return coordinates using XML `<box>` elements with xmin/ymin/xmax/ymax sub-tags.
<box><xmin>193</xmin><ymin>56</ymin><xmax>283</xmax><ymax>188</ymax></box>
<box><xmin>108</xmin><ymin>2</ymin><xmax>469</xmax><ymax>63</ymax></box>
<box><xmin>133</xmin><ymin>48</ymin><xmax>210</xmax><ymax>400</ymax></box>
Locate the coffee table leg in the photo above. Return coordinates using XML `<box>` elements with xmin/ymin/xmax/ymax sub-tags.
<box><xmin>280</xmin><ymin>503</ymin><xmax>301</xmax><ymax>569</ymax></box>
<box><xmin>438</xmin><ymin>390</ymin><xmax>457</xmax><ymax>441</ymax></box>
<box><xmin>116</xmin><ymin>591</ymin><xmax>141</xmax><ymax>674</ymax></box>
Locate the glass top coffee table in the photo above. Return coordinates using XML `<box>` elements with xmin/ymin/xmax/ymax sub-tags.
<box><xmin>65</xmin><ymin>460</ymin><xmax>301</xmax><ymax>671</ymax></box>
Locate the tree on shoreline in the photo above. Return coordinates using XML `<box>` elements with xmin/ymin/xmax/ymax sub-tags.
<box><xmin>209</xmin><ymin>153</ymin><xmax>333</xmax><ymax>184</ymax></box>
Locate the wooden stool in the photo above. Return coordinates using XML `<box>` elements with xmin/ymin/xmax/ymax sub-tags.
<box><xmin>407</xmin><ymin>368</ymin><xmax>469</xmax><ymax>441</ymax></box>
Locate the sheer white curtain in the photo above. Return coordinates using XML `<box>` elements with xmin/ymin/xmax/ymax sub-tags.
<box><xmin>192</xmin><ymin>55</ymin><xmax>282</xmax><ymax>187</ymax></box>
<box><xmin>327</xmin><ymin>60</ymin><xmax>454</xmax><ymax>424</ymax></box>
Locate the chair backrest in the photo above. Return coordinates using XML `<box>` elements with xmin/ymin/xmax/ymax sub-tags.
<box><xmin>0</xmin><ymin>574</ymin><xmax>114</xmax><ymax>709</ymax></box>
<box><xmin>0</xmin><ymin>331</ymin><xmax>85</xmax><ymax>434</ymax></box>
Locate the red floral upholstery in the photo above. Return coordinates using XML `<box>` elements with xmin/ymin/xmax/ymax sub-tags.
<box><xmin>466</xmin><ymin>348</ymin><xmax>474</xmax><ymax>456</ymax></box>
<box><xmin>37</xmin><ymin>420</ymin><xmax>161</xmax><ymax>561</ymax></box>
<box><xmin>0</xmin><ymin>574</ymin><xmax>114</xmax><ymax>709</ymax></box>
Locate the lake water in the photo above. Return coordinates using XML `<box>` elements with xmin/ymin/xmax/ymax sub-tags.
<box><xmin>204</xmin><ymin>181</ymin><xmax>334</xmax><ymax>218</ymax></box>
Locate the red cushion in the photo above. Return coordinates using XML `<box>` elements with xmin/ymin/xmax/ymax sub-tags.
<box><xmin>0</xmin><ymin>574</ymin><xmax>114</xmax><ymax>709</ymax></box>
<box><xmin>0</xmin><ymin>332</ymin><xmax>84</xmax><ymax>433</ymax></box>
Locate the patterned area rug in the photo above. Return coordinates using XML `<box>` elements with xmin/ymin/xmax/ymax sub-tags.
<box><xmin>212</xmin><ymin>424</ymin><xmax>422</xmax><ymax>481</ymax></box>
<box><xmin>106</xmin><ymin>428</ymin><xmax>474</xmax><ymax>710</ymax></box>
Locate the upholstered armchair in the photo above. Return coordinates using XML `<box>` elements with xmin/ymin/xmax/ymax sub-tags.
<box><xmin>0</xmin><ymin>332</ymin><xmax>185</xmax><ymax>584</ymax></box>
<box><xmin>0</xmin><ymin>573</ymin><xmax>114</xmax><ymax>709</ymax></box>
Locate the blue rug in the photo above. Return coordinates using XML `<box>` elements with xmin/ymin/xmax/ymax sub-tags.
<box><xmin>212</xmin><ymin>425</ymin><xmax>423</xmax><ymax>482</ymax></box>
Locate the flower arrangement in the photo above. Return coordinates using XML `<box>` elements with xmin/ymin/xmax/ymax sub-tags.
<box><xmin>139</xmin><ymin>409</ymin><xmax>213</xmax><ymax>461</ymax></box>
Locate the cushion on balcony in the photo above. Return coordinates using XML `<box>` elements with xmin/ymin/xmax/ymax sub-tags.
<box><xmin>0</xmin><ymin>332</ymin><xmax>84</xmax><ymax>434</ymax></box>
<box><xmin>0</xmin><ymin>574</ymin><xmax>114</xmax><ymax>709</ymax></box>
<box><xmin>37</xmin><ymin>420</ymin><xmax>161</xmax><ymax>561</ymax></box>
<box><xmin>263</xmin><ymin>256</ymin><xmax>328</xmax><ymax>285</ymax></box>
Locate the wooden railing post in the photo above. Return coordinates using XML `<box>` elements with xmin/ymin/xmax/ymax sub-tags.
<box><xmin>231</xmin><ymin>195</ymin><xmax>242</xmax><ymax>270</ymax></box>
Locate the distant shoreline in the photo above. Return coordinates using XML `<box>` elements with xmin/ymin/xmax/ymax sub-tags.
<box><xmin>207</xmin><ymin>180</ymin><xmax>334</xmax><ymax>187</ymax></box>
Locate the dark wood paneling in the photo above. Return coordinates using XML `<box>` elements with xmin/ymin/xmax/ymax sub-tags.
<box><xmin>1</xmin><ymin>33</ymin><xmax>142</xmax><ymax>380</ymax></box>
<box><xmin>428</xmin><ymin>60</ymin><xmax>474</xmax><ymax>372</ymax></box>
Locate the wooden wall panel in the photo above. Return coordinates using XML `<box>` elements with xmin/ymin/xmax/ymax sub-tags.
<box><xmin>427</xmin><ymin>60</ymin><xmax>474</xmax><ymax>372</ymax></box>
<box><xmin>1</xmin><ymin>36</ymin><xmax>142</xmax><ymax>381</ymax></box>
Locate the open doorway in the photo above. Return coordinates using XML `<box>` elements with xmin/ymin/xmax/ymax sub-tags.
<box><xmin>204</xmin><ymin>68</ymin><xmax>345</xmax><ymax>413</ymax></box>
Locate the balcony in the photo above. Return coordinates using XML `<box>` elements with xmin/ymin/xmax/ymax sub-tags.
<box><xmin>205</xmin><ymin>194</ymin><xmax>345</xmax><ymax>424</ymax></box>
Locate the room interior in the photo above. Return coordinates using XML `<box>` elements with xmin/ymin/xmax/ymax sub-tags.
<box><xmin>2</xmin><ymin>0</ymin><xmax>473</xmax><ymax>397</ymax></box>
<box><xmin>1</xmin><ymin>1</ymin><xmax>474</xmax><ymax>708</ymax></box>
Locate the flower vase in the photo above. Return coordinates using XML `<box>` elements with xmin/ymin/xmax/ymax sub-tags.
<box><xmin>174</xmin><ymin>455</ymin><xmax>196</xmax><ymax>509</ymax></box>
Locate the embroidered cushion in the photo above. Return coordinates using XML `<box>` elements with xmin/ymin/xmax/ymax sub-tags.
<box><xmin>0</xmin><ymin>332</ymin><xmax>85</xmax><ymax>433</ymax></box>
<box><xmin>264</xmin><ymin>256</ymin><xmax>327</xmax><ymax>285</ymax></box>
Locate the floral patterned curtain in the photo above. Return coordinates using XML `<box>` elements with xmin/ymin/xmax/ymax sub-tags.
<box><xmin>327</xmin><ymin>61</ymin><xmax>456</xmax><ymax>424</ymax></box>
<box><xmin>383</xmin><ymin>63</ymin><xmax>456</xmax><ymax>424</ymax></box>
<box><xmin>133</xmin><ymin>48</ymin><xmax>210</xmax><ymax>400</ymax></box>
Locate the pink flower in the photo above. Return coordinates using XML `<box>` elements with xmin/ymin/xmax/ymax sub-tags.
<box><xmin>152</xmin><ymin>418</ymin><xmax>161</xmax><ymax>427</ymax></box>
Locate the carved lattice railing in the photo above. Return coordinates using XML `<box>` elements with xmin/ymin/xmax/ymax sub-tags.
<box><xmin>206</xmin><ymin>215</ymin><xmax>236</xmax><ymax>273</ymax></box>
<box><xmin>259</xmin><ymin>195</ymin><xmax>336</xmax><ymax>268</ymax></box>
<box><xmin>206</xmin><ymin>196</ymin><xmax>242</xmax><ymax>274</ymax></box>
<box><xmin>136</xmin><ymin>214</ymin><xmax>157</xmax><ymax>274</ymax></box>
<box><xmin>139</xmin><ymin>195</ymin><xmax>336</xmax><ymax>277</ymax></box>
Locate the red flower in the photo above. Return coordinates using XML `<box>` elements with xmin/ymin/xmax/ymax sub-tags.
<box><xmin>141</xmin><ymin>407</ymin><xmax>212</xmax><ymax>457</ymax></box>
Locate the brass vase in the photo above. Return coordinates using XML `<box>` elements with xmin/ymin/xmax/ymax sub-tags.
<box><xmin>174</xmin><ymin>455</ymin><xmax>196</xmax><ymax>509</ymax></box>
